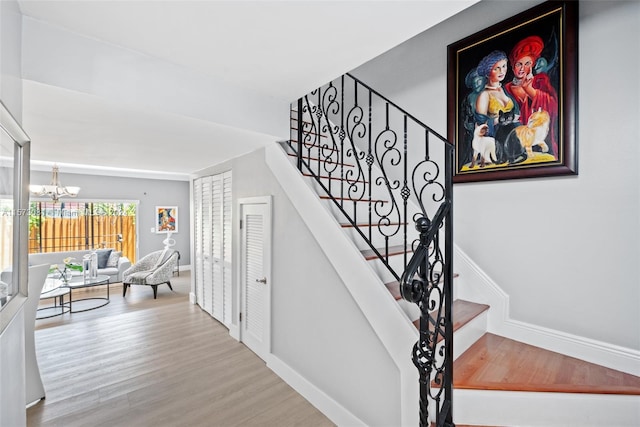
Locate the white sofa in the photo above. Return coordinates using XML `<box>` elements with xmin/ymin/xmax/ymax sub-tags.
<box><xmin>29</xmin><ymin>249</ymin><xmax>131</xmax><ymax>283</ymax></box>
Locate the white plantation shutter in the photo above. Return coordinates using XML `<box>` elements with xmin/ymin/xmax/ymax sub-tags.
<box><xmin>211</xmin><ymin>174</ymin><xmax>224</xmax><ymax>320</ymax></box>
<box><xmin>201</xmin><ymin>176</ymin><xmax>213</xmax><ymax>316</ymax></box>
<box><xmin>222</xmin><ymin>172</ymin><xmax>233</xmax><ymax>325</ymax></box>
<box><xmin>193</xmin><ymin>178</ymin><xmax>204</xmax><ymax>306</ymax></box>
<box><xmin>194</xmin><ymin>172</ymin><xmax>232</xmax><ymax>327</ymax></box>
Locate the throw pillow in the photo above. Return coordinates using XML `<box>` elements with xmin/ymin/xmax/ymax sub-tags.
<box><xmin>106</xmin><ymin>251</ymin><xmax>121</xmax><ymax>268</ymax></box>
<box><xmin>96</xmin><ymin>249</ymin><xmax>113</xmax><ymax>269</ymax></box>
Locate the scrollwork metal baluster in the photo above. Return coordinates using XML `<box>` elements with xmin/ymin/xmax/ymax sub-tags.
<box><xmin>340</xmin><ymin>76</ymin><xmax>346</xmax><ymax>205</ymax></box>
<box><xmin>297</xmin><ymin>99</ymin><xmax>303</xmax><ymax>170</ymax></box>
<box><xmin>288</xmin><ymin>73</ymin><xmax>454</xmax><ymax>426</ymax></box>
<box><xmin>302</xmin><ymin>94</ymin><xmax>319</xmax><ymax>162</ymax></box>
<box><xmin>373</xmin><ymin>103</ymin><xmax>402</xmax><ymax>263</ymax></box>
<box><xmin>402</xmin><ymin>115</ymin><xmax>410</xmax><ymax>268</ymax></box>
<box><xmin>345</xmin><ymin>81</ymin><xmax>367</xmax><ymax>210</ymax></box>
<box><xmin>316</xmin><ymin>88</ymin><xmax>323</xmax><ymax>180</ymax></box>
<box><xmin>320</xmin><ymin>83</ymin><xmax>341</xmax><ymax>194</ymax></box>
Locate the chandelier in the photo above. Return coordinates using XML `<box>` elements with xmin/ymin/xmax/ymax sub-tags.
<box><xmin>29</xmin><ymin>165</ymin><xmax>80</xmax><ymax>202</ymax></box>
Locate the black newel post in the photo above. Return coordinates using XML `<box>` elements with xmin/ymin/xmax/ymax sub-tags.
<box><xmin>400</xmin><ymin>199</ymin><xmax>453</xmax><ymax>427</ymax></box>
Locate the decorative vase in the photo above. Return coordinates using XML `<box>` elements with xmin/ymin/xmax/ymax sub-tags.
<box><xmin>83</xmin><ymin>254</ymin><xmax>92</xmax><ymax>282</ymax></box>
<box><xmin>90</xmin><ymin>250</ymin><xmax>98</xmax><ymax>279</ymax></box>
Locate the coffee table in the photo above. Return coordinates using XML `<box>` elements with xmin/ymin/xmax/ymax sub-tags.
<box><xmin>65</xmin><ymin>274</ymin><xmax>111</xmax><ymax>312</ymax></box>
<box><xmin>37</xmin><ymin>278</ymin><xmax>71</xmax><ymax>319</ymax></box>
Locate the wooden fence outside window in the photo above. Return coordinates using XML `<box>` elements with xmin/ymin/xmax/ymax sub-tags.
<box><xmin>28</xmin><ymin>202</ymin><xmax>137</xmax><ymax>263</ymax></box>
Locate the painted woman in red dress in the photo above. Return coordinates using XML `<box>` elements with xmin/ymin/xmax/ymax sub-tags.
<box><xmin>504</xmin><ymin>35</ymin><xmax>559</xmax><ymax>157</ymax></box>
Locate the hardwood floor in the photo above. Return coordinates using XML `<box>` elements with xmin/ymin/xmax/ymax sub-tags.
<box><xmin>28</xmin><ymin>272</ymin><xmax>334</xmax><ymax>427</ymax></box>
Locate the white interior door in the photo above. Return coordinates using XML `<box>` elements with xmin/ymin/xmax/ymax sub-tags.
<box><xmin>240</xmin><ymin>198</ymin><xmax>271</xmax><ymax>360</ymax></box>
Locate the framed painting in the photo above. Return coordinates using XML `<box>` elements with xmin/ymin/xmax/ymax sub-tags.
<box><xmin>156</xmin><ymin>206</ymin><xmax>178</xmax><ymax>234</ymax></box>
<box><xmin>447</xmin><ymin>0</ymin><xmax>578</xmax><ymax>183</ymax></box>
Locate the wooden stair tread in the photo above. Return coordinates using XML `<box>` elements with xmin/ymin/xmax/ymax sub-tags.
<box><xmin>361</xmin><ymin>244</ymin><xmax>412</xmax><ymax>260</ymax></box>
<box><xmin>448</xmin><ymin>298</ymin><xmax>488</xmax><ymax>332</ymax></box>
<box><xmin>454</xmin><ymin>333</ymin><xmax>640</xmax><ymax>395</ymax></box>
<box><xmin>410</xmin><ymin>299</ymin><xmax>486</xmax><ymax>337</ymax></box>
<box><xmin>385</xmin><ymin>274</ymin><xmax>460</xmax><ymax>301</ymax></box>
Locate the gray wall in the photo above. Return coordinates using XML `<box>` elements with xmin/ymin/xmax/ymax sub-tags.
<box><xmin>352</xmin><ymin>0</ymin><xmax>640</xmax><ymax>350</ymax></box>
<box><xmin>197</xmin><ymin>147</ymin><xmax>401</xmax><ymax>426</ymax></box>
<box><xmin>29</xmin><ymin>170</ymin><xmax>191</xmax><ymax>265</ymax></box>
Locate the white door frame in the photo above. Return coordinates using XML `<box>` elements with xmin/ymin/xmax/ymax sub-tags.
<box><xmin>236</xmin><ymin>196</ymin><xmax>272</xmax><ymax>360</ymax></box>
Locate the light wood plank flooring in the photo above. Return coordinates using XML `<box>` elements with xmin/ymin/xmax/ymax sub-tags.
<box><xmin>28</xmin><ymin>272</ymin><xmax>334</xmax><ymax>427</ymax></box>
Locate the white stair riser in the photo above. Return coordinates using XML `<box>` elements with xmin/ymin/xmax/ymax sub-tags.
<box><xmin>340</xmin><ymin>224</ymin><xmax>409</xmax><ymax>252</ymax></box>
<box><xmin>365</xmin><ymin>252</ymin><xmax>446</xmax><ymax>285</ymax></box>
<box><xmin>397</xmin><ymin>298</ymin><xmax>420</xmax><ymax>322</ymax></box>
<box><xmin>451</xmin><ymin>389</ymin><xmax>640</xmax><ymax>427</ymax></box>
<box><xmin>403</xmin><ymin>306</ymin><xmax>487</xmax><ymax>358</ymax></box>
<box><xmin>453</xmin><ymin>310</ymin><xmax>487</xmax><ymax>361</ymax></box>
<box><xmin>366</xmin><ymin>254</ymin><xmax>409</xmax><ymax>284</ymax></box>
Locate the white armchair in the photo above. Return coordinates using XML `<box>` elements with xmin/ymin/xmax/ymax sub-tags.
<box><xmin>122</xmin><ymin>249</ymin><xmax>179</xmax><ymax>299</ymax></box>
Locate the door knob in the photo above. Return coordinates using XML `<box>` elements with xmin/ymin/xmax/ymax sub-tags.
<box><xmin>255</xmin><ymin>277</ymin><xmax>267</xmax><ymax>284</ymax></box>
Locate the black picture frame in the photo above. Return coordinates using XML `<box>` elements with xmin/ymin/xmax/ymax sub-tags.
<box><xmin>447</xmin><ymin>0</ymin><xmax>578</xmax><ymax>183</ymax></box>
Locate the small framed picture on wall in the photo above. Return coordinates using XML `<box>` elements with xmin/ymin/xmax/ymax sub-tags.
<box><xmin>156</xmin><ymin>206</ymin><xmax>178</xmax><ymax>234</ymax></box>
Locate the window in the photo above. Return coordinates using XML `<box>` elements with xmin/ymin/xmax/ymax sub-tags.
<box><xmin>0</xmin><ymin>98</ymin><xmax>30</xmax><ymax>328</ymax></box>
<box><xmin>0</xmin><ymin>189</ymin><xmax>16</xmax><ymax>309</ymax></box>
<box><xmin>28</xmin><ymin>201</ymin><xmax>138</xmax><ymax>263</ymax></box>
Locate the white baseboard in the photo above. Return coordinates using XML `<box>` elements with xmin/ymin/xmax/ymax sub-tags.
<box><xmin>25</xmin><ymin>397</ymin><xmax>43</xmax><ymax>409</ymax></box>
<box><xmin>228</xmin><ymin>324</ymin><xmax>240</xmax><ymax>341</ymax></box>
<box><xmin>454</xmin><ymin>244</ymin><xmax>640</xmax><ymax>376</ymax></box>
<box><xmin>188</xmin><ymin>292</ymin><xmax>196</xmax><ymax>305</ymax></box>
<box><xmin>267</xmin><ymin>355</ymin><xmax>366</xmax><ymax>427</ymax></box>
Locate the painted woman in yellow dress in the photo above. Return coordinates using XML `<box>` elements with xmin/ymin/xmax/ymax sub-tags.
<box><xmin>474</xmin><ymin>50</ymin><xmax>519</xmax><ymax>132</ymax></box>
<box><xmin>471</xmin><ymin>50</ymin><xmax>522</xmax><ymax>165</ymax></box>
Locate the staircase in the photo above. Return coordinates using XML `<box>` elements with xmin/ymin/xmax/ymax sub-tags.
<box><xmin>277</xmin><ymin>73</ymin><xmax>640</xmax><ymax>426</ymax></box>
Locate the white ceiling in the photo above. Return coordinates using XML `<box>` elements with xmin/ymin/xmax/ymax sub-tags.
<box><xmin>17</xmin><ymin>0</ymin><xmax>477</xmax><ymax>178</ymax></box>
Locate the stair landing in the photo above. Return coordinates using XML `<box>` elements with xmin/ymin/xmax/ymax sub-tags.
<box><xmin>454</xmin><ymin>333</ymin><xmax>640</xmax><ymax>395</ymax></box>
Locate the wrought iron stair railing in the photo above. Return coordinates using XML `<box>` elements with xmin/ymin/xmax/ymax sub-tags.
<box><xmin>286</xmin><ymin>72</ymin><xmax>454</xmax><ymax>426</ymax></box>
